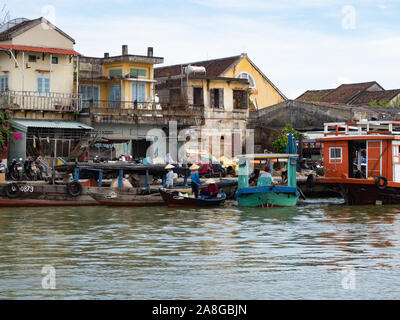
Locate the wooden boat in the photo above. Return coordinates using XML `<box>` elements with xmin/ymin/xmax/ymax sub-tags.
<box><xmin>169</xmin><ymin>178</ymin><xmax>237</xmax><ymax>199</ymax></box>
<box><xmin>89</xmin><ymin>188</ymin><xmax>164</xmax><ymax>206</ymax></box>
<box><xmin>235</xmin><ymin>154</ymin><xmax>300</xmax><ymax>207</ymax></box>
<box><xmin>159</xmin><ymin>188</ymin><xmax>226</xmax><ymax>207</ymax></box>
<box><xmin>313</xmin><ymin>121</ymin><xmax>400</xmax><ymax>205</ymax></box>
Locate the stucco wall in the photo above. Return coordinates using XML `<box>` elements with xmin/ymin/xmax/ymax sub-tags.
<box><xmin>223</xmin><ymin>57</ymin><xmax>286</xmax><ymax>110</ymax></box>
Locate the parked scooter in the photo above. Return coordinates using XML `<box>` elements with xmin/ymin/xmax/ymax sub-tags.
<box><xmin>24</xmin><ymin>157</ymin><xmax>41</xmax><ymax>181</ymax></box>
<box><xmin>8</xmin><ymin>158</ymin><xmax>24</xmax><ymax>181</ymax></box>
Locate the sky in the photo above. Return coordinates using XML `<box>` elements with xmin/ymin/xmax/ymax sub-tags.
<box><xmin>3</xmin><ymin>0</ymin><xmax>400</xmax><ymax>99</ymax></box>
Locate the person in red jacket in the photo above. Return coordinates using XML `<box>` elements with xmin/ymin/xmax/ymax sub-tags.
<box><xmin>201</xmin><ymin>178</ymin><xmax>219</xmax><ymax>198</ymax></box>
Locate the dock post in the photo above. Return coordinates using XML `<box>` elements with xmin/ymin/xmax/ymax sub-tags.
<box><xmin>118</xmin><ymin>169</ymin><xmax>123</xmax><ymax>188</ymax></box>
<box><xmin>162</xmin><ymin>173</ymin><xmax>166</xmax><ymax>187</ymax></box>
<box><xmin>145</xmin><ymin>170</ymin><xmax>149</xmax><ymax>190</ymax></box>
<box><xmin>98</xmin><ymin>170</ymin><xmax>103</xmax><ymax>187</ymax></box>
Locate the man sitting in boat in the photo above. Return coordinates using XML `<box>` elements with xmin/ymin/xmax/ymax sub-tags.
<box><xmin>259</xmin><ymin>166</ymin><xmax>276</xmax><ymax>184</ymax></box>
<box><xmin>165</xmin><ymin>164</ymin><xmax>175</xmax><ymax>188</ymax></box>
<box><xmin>249</xmin><ymin>169</ymin><xmax>260</xmax><ymax>186</ymax></box>
<box><xmin>190</xmin><ymin>164</ymin><xmax>201</xmax><ymax>198</ymax></box>
<box><xmin>201</xmin><ymin>178</ymin><xmax>219</xmax><ymax>199</ymax></box>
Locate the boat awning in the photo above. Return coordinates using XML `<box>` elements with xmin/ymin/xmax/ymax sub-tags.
<box><xmin>0</xmin><ymin>44</ymin><xmax>81</xmax><ymax>56</ymax></box>
<box><xmin>237</xmin><ymin>153</ymin><xmax>299</xmax><ymax>160</ymax></box>
<box><xmin>12</xmin><ymin>120</ymin><xmax>93</xmax><ymax>132</ymax></box>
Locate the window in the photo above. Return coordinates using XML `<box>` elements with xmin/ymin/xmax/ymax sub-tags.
<box><xmin>210</xmin><ymin>88</ymin><xmax>224</xmax><ymax>108</ymax></box>
<box><xmin>29</xmin><ymin>55</ymin><xmax>37</xmax><ymax>62</ymax></box>
<box><xmin>37</xmin><ymin>76</ymin><xmax>50</xmax><ymax>93</ymax></box>
<box><xmin>51</xmin><ymin>56</ymin><xmax>58</xmax><ymax>64</ymax></box>
<box><xmin>233</xmin><ymin>90</ymin><xmax>248</xmax><ymax>109</ymax></box>
<box><xmin>80</xmin><ymin>84</ymin><xmax>100</xmax><ymax>108</ymax></box>
<box><xmin>109</xmin><ymin>69</ymin><xmax>122</xmax><ymax>77</ymax></box>
<box><xmin>130</xmin><ymin>68</ymin><xmax>147</xmax><ymax>77</ymax></box>
<box><xmin>131</xmin><ymin>82</ymin><xmax>146</xmax><ymax>103</ymax></box>
<box><xmin>329</xmin><ymin>147</ymin><xmax>342</xmax><ymax>163</ymax></box>
<box><xmin>193</xmin><ymin>87</ymin><xmax>203</xmax><ymax>105</ymax></box>
<box><xmin>0</xmin><ymin>76</ymin><xmax>8</xmax><ymax>92</ymax></box>
<box><xmin>236</xmin><ymin>72</ymin><xmax>256</xmax><ymax>88</ymax></box>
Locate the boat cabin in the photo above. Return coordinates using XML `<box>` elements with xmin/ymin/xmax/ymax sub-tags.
<box><xmin>318</xmin><ymin>121</ymin><xmax>400</xmax><ymax>182</ymax></box>
<box><xmin>237</xmin><ymin>153</ymin><xmax>298</xmax><ymax>188</ymax></box>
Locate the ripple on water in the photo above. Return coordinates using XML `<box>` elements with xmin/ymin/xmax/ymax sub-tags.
<box><xmin>1</xmin><ymin>200</ymin><xmax>400</xmax><ymax>299</ymax></box>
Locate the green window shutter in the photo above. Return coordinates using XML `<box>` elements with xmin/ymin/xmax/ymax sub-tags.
<box><xmin>130</xmin><ymin>68</ymin><xmax>147</xmax><ymax>77</ymax></box>
<box><xmin>109</xmin><ymin>69</ymin><xmax>123</xmax><ymax>77</ymax></box>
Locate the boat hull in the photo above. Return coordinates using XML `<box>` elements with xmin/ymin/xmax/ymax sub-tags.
<box><xmin>159</xmin><ymin>188</ymin><xmax>226</xmax><ymax>208</ymax></box>
<box><xmin>89</xmin><ymin>191</ymin><xmax>165</xmax><ymax>207</ymax></box>
<box><xmin>237</xmin><ymin>192</ymin><xmax>298</xmax><ymax>207</ymax></box>
<box><xmin>342</xmin><ymin>183</ymin><xmax>400</xmax><ymax>205</ymax></box>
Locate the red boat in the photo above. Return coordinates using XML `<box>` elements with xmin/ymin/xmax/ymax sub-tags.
<box><xmin>313</xmin><ymin>121</ymin><xmax>400</xmax><ymax>205</ymax></box>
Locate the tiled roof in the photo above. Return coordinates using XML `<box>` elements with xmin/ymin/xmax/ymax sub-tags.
<box><xmin>296</xmin><ymin>81</ymin><xmax>388</xmax><ymax>105</ymax></box>
<box><xmin>296</xmin><ymin>89</ymin><xmax>333</xmax><ymax>102</ymax></box>
<box><xmin>352</xmin><ymin>89</ymin><xmax>400</xmax><ymax>106</ymax></box>
<box><xmin>320</xmin><ymin>81</ymin><xmax>380</xmax><ymax>104</ymax></box>
<box><xmin>154</xmin><ymin>55</ymin><xmax>241</xmax><ymax>78</ymax></box>
<box><xmin>0</xmin><ymin>44</ymin><xmax>80</xmax><ymax>56</ymax></box>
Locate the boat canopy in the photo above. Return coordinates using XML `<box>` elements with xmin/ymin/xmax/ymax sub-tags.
<box><xmin>237</xmin><ymin>153</ymin><xmax>299</xmax><ymax>160</ymax></box>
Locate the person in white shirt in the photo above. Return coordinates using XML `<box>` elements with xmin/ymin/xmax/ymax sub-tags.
<box><xmin>165</xmin><ymin>164</ymin><xmax>175</xmax><ymax>188</ymax></box>
<box><xmin>260</xmin><ymin>166</ymin><xmax>275</xmax><ymax>183</ymax></box>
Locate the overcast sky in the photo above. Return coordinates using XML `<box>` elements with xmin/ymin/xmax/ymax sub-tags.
<box><xmin>4</xmin><ymin>0</ymin><xmax>400</xmax><ymax>99</ymax></box>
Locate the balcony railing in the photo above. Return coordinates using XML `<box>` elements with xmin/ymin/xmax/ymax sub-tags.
<box><xmin>81</xmin><ymin>100</ymin><xmax>205</xmax><ymax>126</ymax></box>
<box><xmin>0</xmin><ymin>90</ymin><xmax>81</xmax><ymax>112</ymax></box>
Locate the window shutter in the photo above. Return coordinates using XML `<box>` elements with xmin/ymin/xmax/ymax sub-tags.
<box><xmin>210</xmin><ymin>89</ymin><xmax>215</xmax><ymax>108</ymax></box>
<box><xmin>219</xmin><ymin>88</ymin><xmax>224</xmax><ymax>109</ymax></box>
<box><xmin>139</xmin><ymin>83</ymin><xmax>146</xmax><ymax>102</ymax></box>
<box><xmin>37</xmin><ymin>77</ymin><xmax>43</xmax><ymax>93</ymax></box>
<box><xmin>242</xmin><ymin>90</ymin><xmax>248</xmax><ymax>109</ymax></box>
<box><xmin>93</xmin><ymin>86</ymin><xmax>99</xmax><ymax>107</ymax></box>
<box><xmin>44</xmin><ymin>78</ymin><xmax>50</xmax><ymax>93</ymax></box>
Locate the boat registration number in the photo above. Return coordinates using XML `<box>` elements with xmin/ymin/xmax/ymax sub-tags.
<box><xmin>20</xmin><ymin>186</ymin><xmax>34</xmax><ymax>193</ymax></box>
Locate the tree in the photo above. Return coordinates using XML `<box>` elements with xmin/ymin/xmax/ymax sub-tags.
<box><xmin>272</xmin><ymin>124</ymin><xmax>304</xmax><ymax>153</ymax></box>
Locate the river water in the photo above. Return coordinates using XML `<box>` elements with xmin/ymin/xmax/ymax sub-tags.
<box><xmin>1</xmin><ymin>199</ymin><xmax>400</xmax><ymax>299</ymax></box>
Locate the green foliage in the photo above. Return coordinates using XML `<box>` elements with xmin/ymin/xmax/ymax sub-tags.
<box><xmin>272</xmin><ymin>124</ymin><xmax>304</xmax><ymax>153</ymax></box>
<box><xmin>0</xmin><ymin>111</ymin><xmax>14</xmax><ymax>152</ymax></box>
<box><xmin>368</xmin><ymin>99</ymin><xmax>393</xmax><ymax>107</ymax></box>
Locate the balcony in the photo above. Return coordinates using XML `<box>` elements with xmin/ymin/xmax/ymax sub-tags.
<box><xmin>81</xmin><ymin>100</ymin><xmax>205</xmax><ymax>126</ymax></box>
<box><xmin>0</xmin><ymin>90</ymin><xmax>81</xmax><ymax>112</ymax></box>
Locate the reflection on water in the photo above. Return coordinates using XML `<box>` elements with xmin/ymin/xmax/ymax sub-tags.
<box><xmin>1</xmin><ymin>199</ymin><xmax>400</xmax><ymax>299</ymax></box>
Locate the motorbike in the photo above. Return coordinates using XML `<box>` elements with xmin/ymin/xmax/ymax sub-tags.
<box><xmin>8</xmin><ymin>158</ymin><xmax>25</xmax><ymax>181</ymax></box>
<box><xmin>24</xmin><ymin>158</ymin><xmax>41</xmax><ymax>181</ymax></box>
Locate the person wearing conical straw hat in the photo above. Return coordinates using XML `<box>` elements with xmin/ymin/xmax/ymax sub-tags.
<box><xmin>165</xmin><ymin>164</ymin><xmax>175</xmax><ymax>188</ymax></box>
<box><xmin>189</xmin><ymin>163</ymin><xmax>201</xmax><ymax>198</ymax></box>
<box><xmin>201</xmin><ymin>178</ymin><xmax>219</xmax><ymax>199</ymax></box>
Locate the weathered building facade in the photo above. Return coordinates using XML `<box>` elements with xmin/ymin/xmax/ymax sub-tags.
<box><xmin>154</xmin><ymin>54</ymin><xmax>286</xmax><ymax>159</ymax></box>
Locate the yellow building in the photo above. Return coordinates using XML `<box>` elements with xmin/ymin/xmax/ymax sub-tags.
<box><xmin>76</xmin><ymin>45</ymin><xmax>163</xmax><ymax>110</ymax></box>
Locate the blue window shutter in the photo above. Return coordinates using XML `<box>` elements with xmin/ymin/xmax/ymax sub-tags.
<box><xmin>44</xmin><ymin>78</ymin><xmax>50</xmax><ymax>93</ymax></box>
<box><xmin>93</xmin><ymin>86</ymin><xmax>99</xmax><ymax>107</ymax></box>
<box><xmin>37</xmin><ymin>77</ymin><xmax>43</xmax><ymax>93</ymax></box>
<box><xmin>139</xmin><ymin>83</ymin><xmax>146</xmax><ymax>102</ymax></box>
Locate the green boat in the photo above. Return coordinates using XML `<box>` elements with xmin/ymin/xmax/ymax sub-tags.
<box><xmin>235</xmin><ymin>153</ymin><xmax>300</xmax><ymax>208</ymax></box>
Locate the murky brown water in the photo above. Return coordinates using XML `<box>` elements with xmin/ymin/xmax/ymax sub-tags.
<box><xmin>1</xmin><ymin>199</ymin><xmax>400</xmax><ymax>299</ymax></box>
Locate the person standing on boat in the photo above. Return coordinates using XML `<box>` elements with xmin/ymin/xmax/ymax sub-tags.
<box><xmin>190</xmin><ymin>164</ymin><xmax>201</xmax><ymax>198</ymax></box>
<box><xmin>165</xmin><ymin>164</ymin><xmax>175</xmax><ymax>188</ymax></box>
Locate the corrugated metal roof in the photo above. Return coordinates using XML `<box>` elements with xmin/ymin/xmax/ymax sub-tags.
<box><xmin>13</xmin><ymin>120</ymin><xmax>92</xmax><ymax>130</ymax></box>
